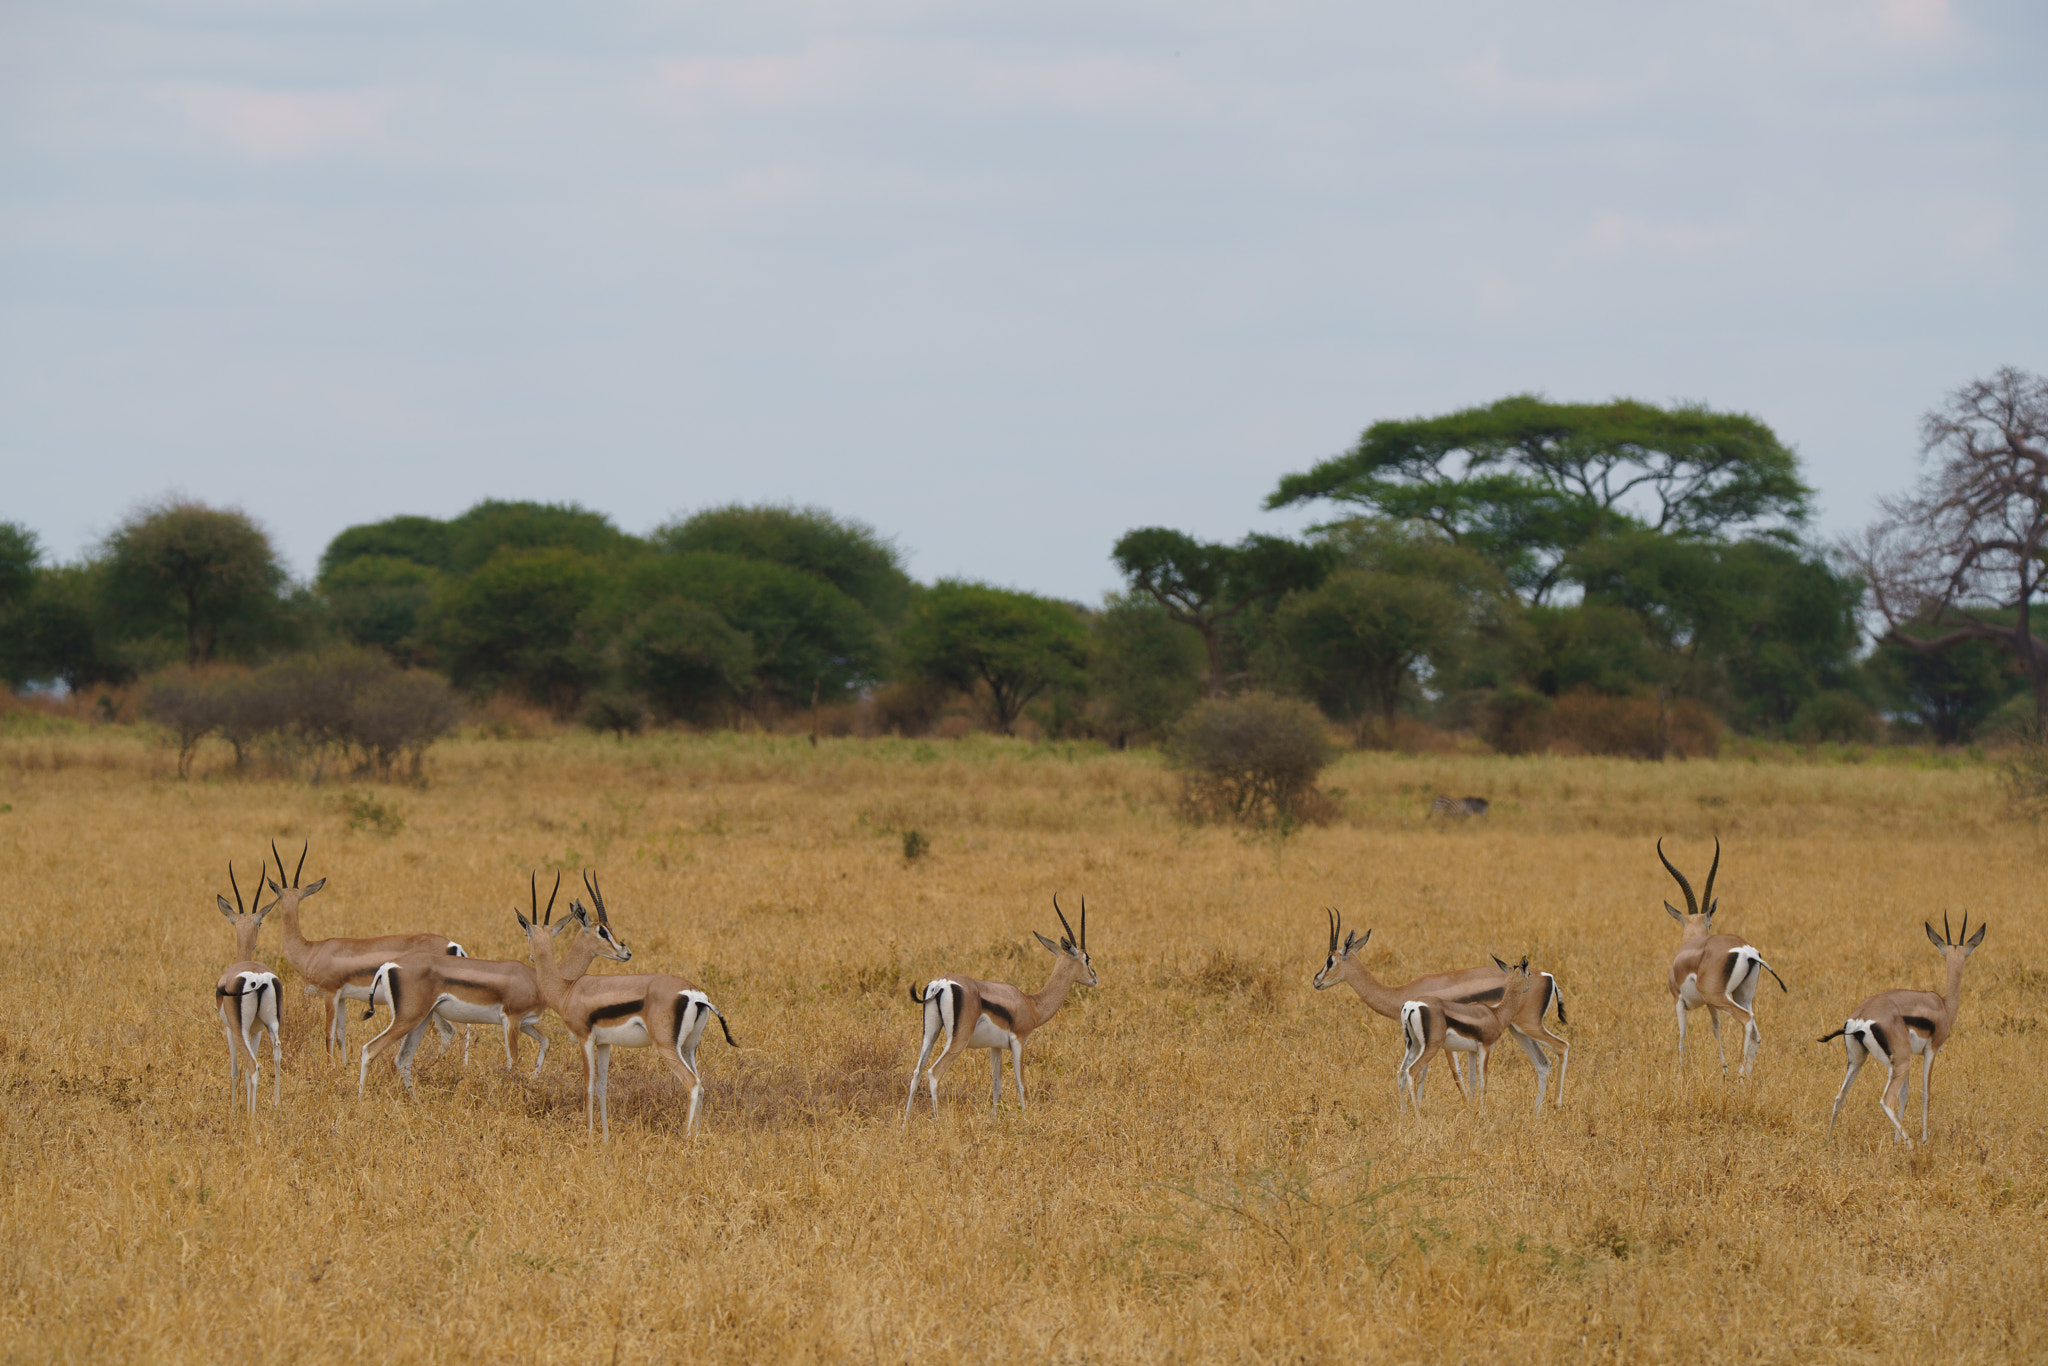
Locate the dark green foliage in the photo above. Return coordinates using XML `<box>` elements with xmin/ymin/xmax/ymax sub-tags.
<box><xmin>0</xmin><ymin>522</ymin><xmax>35</xmax><ymax>608</ymax></box>
<box><xmin>432</xmin><ymin>547</ymin><xmax>608</xmax><ymax>713</ymax></box>
<box><xmin>102</xmin><ymin>500</ymin><xmax>288</xmax><ymax>665</ymax></box>
<box><xmin>1484</xmin><ymin>686</ymin><xmax>1553</xmax><ymax>755</ymax></box>
<box><xmin>1088</xmin><ymin>594</ymin><xmax>1206</xmax><ymax>745</ymax></box>
<box><xmin>1279</xmin><ymin>569</ymin><xmax>1462</xmax><ymax>740</ymax></box>
<box><xmin>1522</xmin><ymin>604</ymin><xmax>1662</xmax><ymax>698</ymax></box>
<box><xmin>902</xmin><ymin>829</ymin><xmax>930</xmax><ymax>862</ymax></box>
<box><xmin>655</xmin><ymin>504</ymin><xmax>914</xmax><ymax>624</ymax></box>
<box><xmin>1865</xmin><ymin>634</ymin><xmax>2020</xmax><ymax>744</ymax></box>
<box><xmin>580</xmin><ymin>688</ymin><xmax>649</xmax><ymax>739</ymax></box>
<box><xmin>900</xmin><ymin>581</ymin><xmax>1087</xmax><ymax>734</ymax></box>
<box><xmin>623</xmin><ymin>552</ymin><xmax>883</xmax><ymax>708</ymax></box>
<box><xmin>320</xmin><ymin>556</ymin><xmax>444</xmax><ymax>665</ymax></box>
<box><xmin>5</xmin><ymin>563</ymin><xmax>126</xmax><ymax>690</ymax></box>
<box><xmin>619</xmin><ymin>598</ymin><xmax>757</xmax><ymax>724</ymax></box>
<box><xmin>1268</xmin><ymin>395</ymin><xmax>1811</xmax><ymax>602</ymax></box>
<box><xmin>318</xmin><ymin>515</ymin><xmax>455</xmax><ymax>577</ymax></box>
<box><xmin>445</xmin><ymin>500</ymin><xmax>637</xmax><ymax>574</ymax></box>
<box><xmin>1788</xmin><ymin>690</ymin><xmax>1879</xmax><ymax>744</ymax></box>
<box><xmin>1113</xmin><ymin>528</ymin><xmax>1332</xmax><ymax>695</ymax></box>
<box><xmin>1169</xmin><ymin>692</ymin><xmax>1335</xmax><ymax>826</ymax></box>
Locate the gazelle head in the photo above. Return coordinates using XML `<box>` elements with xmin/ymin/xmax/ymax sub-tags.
<box><xmin>1657</xmin><ymin>837</ymin><xmax>1719</xmax><ymax>933</ymax></box>
<box><xmin>1313</xmin><ymin>907</ymin><xmax>1369</xmax><ymax>990</ymax></box>
<box><xmin>215</xmin><ymin>857</ymin><xmax>278</xmax><ymax>960</ymax></box>
<box><xmin>515</xmin><ymin>872</ymin><xmax>632</xmax><ymax>964</ymax></box>
<box><xmin>263</xmin><ymin>840</ymin><xmax>328</xmax><ymax>915</ymax></box>
<box><xmin>1489</xmin><ymin>954</ymin><xmax>1536</xmax><ymax>1008</ymax></box>
<box><xmin>1925</xmin><ymin>911</ymin><xmax>1987</xmax><ymax>967</ymax></box>
<box><xmin>1032</xmin><ymin>894</ymin><xmax>1095</xmax><ymax>987</ymax></box>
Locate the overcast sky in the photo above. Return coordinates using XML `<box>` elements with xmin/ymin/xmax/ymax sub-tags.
<box><xmin>3</xmin><ymin>0</ymin><xmax>2043</xmax><ymax>601</ymax></box>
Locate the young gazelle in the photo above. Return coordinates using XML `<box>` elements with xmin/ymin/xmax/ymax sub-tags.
<box><xmin>357</xmin><ymin>873</ymin><xmax>633</xmax><ymax>1095</ymax></box>
<box><xmin>1395</xmin><ymin>956</ymin><xmax>1541</xmax><ymax>1116</ymax></box>
<box><xmin>1820</xmin><ymin>913</ymin><xmax>1987</xmax><ymax>1146</ymax></box>
<box><xmin>213</xmin><ymin>859</ymin><xmax>282</xmax><ymax>1113</ymax></box>
<box><xmin>1660</xmin><ymin>838</ymin><xmax>1786</xmax><ymax>1075</ymax></box>
<box><xmin>1313</xmin><ymin>909</ymin><xmax>1571</xmax><ymax>1109</ymax></box>
<box><xmin>266</xmin><ymin>841</ymin><xmax>469</xmax><ymax>1061</ymax></box>
<box><xmin>523</xmin><ymin>873</ymin><xmax>736</xmax><ymax>1139</ymax></box>
<box><xmin>903</xmin><ymin>896</ymin><xmax>1097</xmax><ymax>1121</ymax></box>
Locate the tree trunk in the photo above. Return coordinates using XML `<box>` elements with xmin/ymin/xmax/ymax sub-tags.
<box><xmin>1199</xmin><ymin>624</ymin><xmax>1227</xmax><ymax>697</ymax></box>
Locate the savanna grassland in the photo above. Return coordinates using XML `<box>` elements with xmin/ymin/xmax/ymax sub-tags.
<box><xmin>1</xmin><ymin>728</ymin><xmax>2044</xmax><ymax>1364</ymax></box>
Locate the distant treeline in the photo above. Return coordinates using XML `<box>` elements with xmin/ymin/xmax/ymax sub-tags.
<box><xmin>0</xmin><ymin>393</ymin><xmax>2031</xmax><ymax>756</ymax></box>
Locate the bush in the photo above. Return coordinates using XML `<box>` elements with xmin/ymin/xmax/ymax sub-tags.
<box><xmin>1483</xmin><ymin>687</ymin><xmax>1553</xmax><ymax>756</ymax></box>
<box><xmin>142</xmin><ymin>668</ymin><xmax>227</xmax><ymax>777</ymax></box>
<box><xmin>1168</xmin><ymin>693</ymin><xmax>1336</xmax><ymax>827</ymax></box>
<box><xmin>1549</xmin><ymin>690</ymin><xmax>1719</xmax><ymax>760</ymax></box>
<box><xmin>581</xmin><ymin>688</ymin><xmax>649</xmax><ymax>740</ymax></box>
<box><xmin>1788</xmin><ymin>690</ymin><xmax>1879</xmax><ymax>745</ymax></box>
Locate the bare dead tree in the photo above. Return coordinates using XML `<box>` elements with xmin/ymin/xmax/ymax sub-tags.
<box><xmin>1845</xmin><ymin>368</ymin><xmax>2048</xmax><ymax>724</ymax></box>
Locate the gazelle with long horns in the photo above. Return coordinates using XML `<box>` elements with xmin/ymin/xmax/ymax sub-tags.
<box><xmin>357</xmin><ymin>873</ymin><xmax>633</xmax><ymax>1095</ymax></box>
<box><xmin>265</xmin><ymin>841</ymin><xmax>471</xmax><ymax>1061</ymax></box>
<box><xmin>903</xmin><ymin>895</ymin><xmax>1097</xmax><ymax>1120</ymax></box>
<box><xmin>1660</xmin><ymin>838</ymin><xmax>1786</xmax><ymax>1075</ymax></box>
<box><xmin>213</xmin><ymin>859</ymin><xmax>282</xmax><ymax>1113</ymax></box>
<box><xmin>1394</xmin><ymin>956</ymin><xmax>1543</xmax><ymax>1115</ymax></box>
<box><xmin>522</xmin><ymin>872</ymin><xmax>737</xmax><ymax>1139</ymax></box>
<box><xmin>1820</xmin><ymin>913</ymin><xmax>1987</xmax><ymax>1145</ymax></box>
<box><xmin>1313</xmin><ymin>909</ymin><xmax>1570</xmax><ymax>1110</ymax></box>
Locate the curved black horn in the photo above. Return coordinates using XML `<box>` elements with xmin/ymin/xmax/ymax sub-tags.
<box><xmin>1699</xmin><ymin>837</ymin><xmax>1721</xmax><ymax>914</ymax></box>
<box><xmin>1053</xmin><ymin>893</ymin><xmax>1077</xmax><ymax>947</ymax></box>
<box><xmin>1944</xmin><ymin>909</ymin><xmax>1952</xmax><ymax>946</ymax></box>
<box><xmin>1327</xmin><ymin>907</ymin><xmax>1340</xmax><ymax>955</ymax></box>
<box><xmin>294</xmin><ymin>841</ymin><xmax>308</xmax><ymax>888</ymax></box>
<box><xmin>271</xmin><ymin>839</ymin><xmax>285</xmax><ymax>887</ymax></box>
<box><xmin>547</xmin><ymin>871</ymin><xmax>561</xmax><ymax>923</ymax></box>
<box><xmin>1657</xmin><ymin>838</ymin><xmax>1698</xmax><ymax>917</ymax></box>
<box><xmin>228</xmin><ymin>860</ymin><xmax>245</xmax><ymax>913</ymax></box>
<box><xmin>1959</xmin><ymin>911</ymin><xmax>1968</xmax><ymax>947</ymax></box>
<box><xmin>1080</xmin><ymin>895</ymin><xmax>1086</xmax><ymax>951</ymax></box>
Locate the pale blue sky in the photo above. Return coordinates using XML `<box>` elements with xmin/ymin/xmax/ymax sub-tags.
<box><xmin>3</xmin><ymin>1</ymin><xmax>2042</xmax><ymax>600</ymax></box>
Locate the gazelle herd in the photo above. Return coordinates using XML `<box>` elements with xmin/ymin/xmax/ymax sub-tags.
<box><xmin>204</xmin><ymin>837</ymin><xmax>1986</xmax><ymax>1148</ymax></box>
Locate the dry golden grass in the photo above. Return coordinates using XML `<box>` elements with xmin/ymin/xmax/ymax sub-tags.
<box><xmin>1</xmin><ymin>730</ymin><xmax>2044</xmax><ymax>1364</ymax></box>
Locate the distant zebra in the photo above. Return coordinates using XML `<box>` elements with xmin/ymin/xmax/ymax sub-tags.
<box><xmin>1430</xmin><ymin>795</ymin><xmax>1489</xmax><ymax>818</ymax></box>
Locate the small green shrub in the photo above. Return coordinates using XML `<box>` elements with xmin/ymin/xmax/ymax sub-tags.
<box><xmin>1168</xmin><ymin>692</ymin><xmax>1335</xmax><ymax>827</ymax></box>
<box><xmin>1788</xmin><ymin>690</ymin><xmax>1879</xmax><ymax>745</ymax></box>
<box><xmin>902</xmin><ymin>829</ymin><xmax>930</xmax><ymax>862</ymax></box>
<box><xmin>336</xmin><ymin>789</ymin><xmax>405</xmax><ymax>837</ymax></box>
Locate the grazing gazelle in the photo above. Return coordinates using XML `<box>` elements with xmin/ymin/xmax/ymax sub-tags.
<box><xmin>903</xmin><ymin>895</ymin><xmax>1097</xmax><ymax>1121</ymax></box>
<box><xmin>357</xmin><ymin>873</ymin><xmax>633</xmax><ymax>1095</ymax></box>
<box><xmin>1660</xmin><ymin>838</ymin><xmax>1786</xmax><ymax>1075</ymax></box>
<box><xmin>1820</xmin><ymin>913</ymin><xmax>1987</xmax><ymax>1145</ymax></box>
<box><xmin>1313</xmin><ymin>910</ymin><xmax>1570</xmax><ymax>1110</ymax></box>
<box><xmin>523</xmin><ymin>873</ymin><xmax>736</xmax><ymax>1139</ymax></box>
<box><xmin>213</xmin><ymin>858</ymin><xmax>282</xmax><ymax>1113</ymax></box>
<box><xmin>1395</xmin><ymin>956</ymin><xmax>1541</xmax><ymax>1115</ymax></box>
<box><xmin>265</xmin><ymin>841</ymin><xmax>469</xmax><ymax>1061</ymax></box>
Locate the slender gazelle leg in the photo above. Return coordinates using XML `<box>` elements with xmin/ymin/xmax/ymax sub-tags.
<box><xmin>1675</xmin><ymin>999</ymin><xmax>1688</xmax><ymax>1063</ymax></box>
<box><xmin>1826</xmin><ymin>1034</ymin><xmax>1866</xmax><ymax>1139</ymax></box>
<box><xmin>1709</xmin><ymin>1007</ymin><xmax>1729</xmax><ymax>1071</ymax></box>
<box><xmin>1508</xmin><ymin>1029</ymin><xmax>1553</xmax><ymax>1113</ymax></box>
<box><xmin>904</xmin><ymin>992</ymin><xmax>947</xmax><ymax>1121</ymax></box>
<box><xmin>1920</xmin><ymin>1047</ymin><xmax>1937</xmax><ymax>1144</ymax></box>
<box><xmin>1878</xmin><ymin>1056</ymin><xmax>1914</xmax><ymax>1144</ymax></box>
<box><xmin>593</xmin><ymin>1042</ymin><xmax>614</xmax><ymax>1141</ymax></box>
<box><xmin>1010</xmin><ymin>1036</ymin><xmax>1027</xmax><ymax>1110</ymax></box>
<box><xmin>988</xmin><ymin>1050</ymin><xmax>1003</xmax><ymax>1111</ymax></box>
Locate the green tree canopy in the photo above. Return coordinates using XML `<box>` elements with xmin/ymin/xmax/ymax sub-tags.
<box><xmin>1267</xmin><ymin>395</ymin><xmax>1811</xmax><ymax>602</ymax></box>
<box><xmin>1866</xmin><ymin>630</ymin><xmax>2020</xmax><ymax>745</ymax></box>
<box><xmin>619</xmin><ymin>599</ymin><xmax>757</xmax><ymax>724</ymax></box>
<box><xmin>321</xmin><ymin>556</ymin><xmax>445</xmax><ymax>666</ymax></box>
<box><xmin>431</xmin><ymin>546</ymin><xmax>608</xmax><ymax>712</ymax></box>
<box><xmin>318</xmin><ymin>515</ymin><xmax>454</xmax><ymax>578</ymax></box>
<box><xmin>1088</xmin><ymin>593</ymin><xmax>1206</xmax><ymax>745</ymax></box>
<box><xmin>618</xmin><ymin>552</ymin><xmax>884</xmax><ymax>708</ymax></box>
<box><xmin>900</xmin><ymin>581</ymin><xmax>1087</xmax><ymax>734</ymax></box>
<box><xmin>1112</xmin><ymin>528</ymin><xmax>1332</xmax><ymax>695</ymax></box>
<box><xmin>102</xmin><ymin>500</ymin><xmax>288</xmax><ymax>665</ymax></box>
<box><xmin>654</xmin><ymin>504</ymin><xmax>914</xmax><ymax>624</ymax></box>
<box><xmin>0</xmin><ymin>522</ymin><xmax>36</xmax><ymax>609</ymax></box>
<box><xmin>445</xmin><ymin>500</ymin><xmax>637</xmax><ymax>574</ymax></box>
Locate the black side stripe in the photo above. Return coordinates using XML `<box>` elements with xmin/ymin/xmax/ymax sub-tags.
<box><xmin>1903</xmin><ymin>1015</ymin><xmax>1938</xmax><ymax>1035</ymax></box>
<box><xmin>1452</xmin><ymin>986</ymin><xmax>1505</xmax><ymax>1006</ymax></box>
<box><xmin>588</xmin><ymin>998</ymin><xmax>645</xmax><ymax>1025</ymax></box>
<box><xmin>980</xmin><ymin>998</ymin><xmax>1015</xmax><ymax>1026</ymax></box>
<box><xmin>1445</xmin><ymin>1014</ymin><xmax>1485</xmax><ymax>1041</ymax></box>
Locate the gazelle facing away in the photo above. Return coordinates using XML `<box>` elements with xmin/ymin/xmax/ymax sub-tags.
<box><xmin>357</xmin><ymin>873</ymin><xmax>633</xmax><ymax>1095</ymax></box>
<box><xmin>1660</xmin><ymin>838</ymin><xmax>1786</xmax><ymax>1075</ymax></box>
<box><xmin>903</xmin><ymin>895</ymin><xmax>1097</xmax><ymax>1121</ymax></box>
<box><xmin>522</xmin><ymin>873</ymin><xmax>736</xmax><ymax>1139</ymax></box>
<box><xmin>1395</xmin><ymin>956</ymin><xmax>1541</xmax><ymax>1115</ymax></box>
<box><xmin>266</xmin><ymin>841</ymin><xmax>469</xmax><ymax>1061</ymax></box>
<box><xmin>1314</xmin><ymin>910</ymin><xmax>1570</xmax><ymax>1110</ymax></box>
<box><xmin>214</xmin><ymin>859</ymin><xmax>281</xmax><ymax>1113</ymax></box>
<box><xmin>1820</xmin><ymin>913</ymin><xmax>1987</xmax><ymax>1146</ymax></box>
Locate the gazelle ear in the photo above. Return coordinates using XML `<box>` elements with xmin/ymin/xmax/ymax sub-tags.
<box><xmin>1033</xmin><ymin>931</ymin><xmax>1064</xmax><ymax>956</ymax></box>
<box><xmin>216</xmin><ymin>895</ymin><xmax>238</xmax><ymax>920</ymax></box>
<box><xmin>1967</xmin><ymin>922</ymin><xmax>1987</xmax><ymax>951</ymax></box>
<box><xmin>255</xmin><ymin>898</ymin><xmax>277</xmax><ymax>923</ymax></box>
<box><xmin>516</xmin><ymin>911</ymin><xmax>531</xmax><ymax>933</ymax></box>
<box><xmin>1665</xmin><ymin>901</ymin><xmax>1685</xmax><ymax>923</ymax></box>
<box><xmin>300</xmin><ymin>878</ymin><xmax>326</xmax><ymax>897</ymax></box>
<box><xmin>1705</xmin><ymin>899</ymin><xmax>1717</xmax><ymax>922</ymax></box>
<box><xmin>266</xmin><ymin>876</ymin><xmax>284</xmax><ymax>895</ymax></box>
<box><xmin>1925</xmin><ymin>922</ymin><xmax>1945</xmax><ymax>950</ymax></box>
<box><xmin>1492</xmin><ymin>954</ymin><xmax>1508</xmax><ymax>971</ymax></box>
